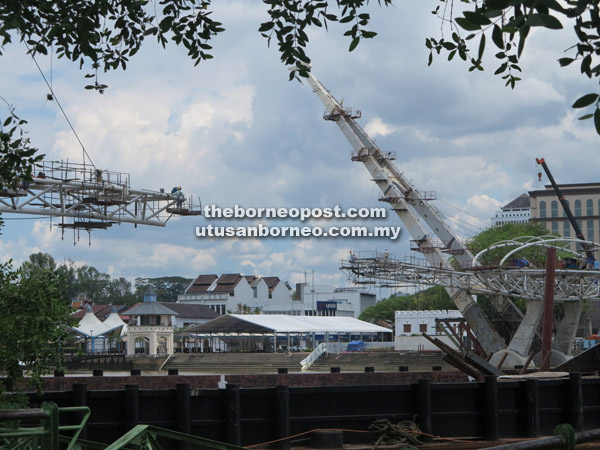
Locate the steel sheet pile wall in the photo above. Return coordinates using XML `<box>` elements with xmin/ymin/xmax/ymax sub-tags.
<box><xmin>31</xmin><ymin>374</ymin><xmax>598</xmax><ymax>446</ymax></box>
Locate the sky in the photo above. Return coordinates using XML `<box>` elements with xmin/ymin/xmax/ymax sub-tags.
<box><xmin>1</xmin><ymin>1</ymin><xmax>598</xmax><ymax>298</ymax></box>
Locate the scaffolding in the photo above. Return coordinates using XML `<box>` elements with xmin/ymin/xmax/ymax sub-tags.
<box><xmin>0</xmin><ymin>160</ymin><xmax>202</xmax><ymax>243</ymax></box>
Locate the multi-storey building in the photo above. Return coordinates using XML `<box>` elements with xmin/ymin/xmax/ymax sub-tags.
<box><xmin>491</xmin><ymin>193</ymin><xmax>531</xmax><ymax>226</ymax></box>
<box><xmin>529</xmin><ymin>183</ymin><xmax>600</xmax><ymax>251</ymax></box>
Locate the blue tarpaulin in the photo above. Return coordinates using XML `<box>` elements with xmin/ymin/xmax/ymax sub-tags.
<box><xmin>346</xmin><ymin>340</ymin><xmax>365</xmax><ymax>352</ymax></box>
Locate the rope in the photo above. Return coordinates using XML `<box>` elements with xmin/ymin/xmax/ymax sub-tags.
<box><xmin>245</xmin><ymin>428</ymin><xmax>369</xmax><ymax>448</ymax></box>
<box><xmin>369</xmin><ymin>418</ymin><xmax>423</xmax><ymax>449</ymax></box>
<box><xmin>245</xmin><ymin>422</ymin><xmax>480</xmax><ymax>449</ymax></box>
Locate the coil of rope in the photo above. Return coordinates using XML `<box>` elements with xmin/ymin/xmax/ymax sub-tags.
<box><xmin>369</xmin><ymin>418</ymin><xmax>423</xmax><ymax>449</ymax></box>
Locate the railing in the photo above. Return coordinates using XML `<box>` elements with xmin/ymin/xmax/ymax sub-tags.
<box><xmin>364</xmin><ymin>342</ymin><xmax>395</xmax><ymax>350</ymax></box>
<box><xmin>103</xmin><ymin>425</ymin><xmax>246</xmax><ymax>450</ymax></box>
<box><xmin>0</xmin><ymin>402</ymin><xmax>244</xmax><ymax>450</ymax></box>
<box><xmin>300</xmin><ymin>342</ymin><xmax>344</xmax><ymax>370</ymax></box>
<box><xmin>301</xmin><ymin>342</ymin><xmax>395</xmax><ymax>369</ymax></box>
<box><xmin>158</xmin><ymin>353</ymin><xmax>175</xmax><ymax>371</ymax></box>
<box><xmin>0</xmin><ymin>402</ymin><xmax>90</xmax><ymax>450</ymax></box>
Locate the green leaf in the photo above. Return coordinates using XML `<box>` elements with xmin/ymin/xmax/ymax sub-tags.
<box><xmin>495</xmin><ymin>62</ymin><xmax>508</xmax><ymax>75</ymax></box>
<box><xmin>464</xmin><ymin>11</ymin><xmax>492</xmax><ymax>25</ymax></box>
<box><xmin>518</xmin><ymin>25</ymin><xmax>529</xmax><ymax>57</ymax></box>
<box><xmin>492</xmin><ymin>25</ymin><xmax>504</xmax><ymax>49</ymax></box>
<box><xmin>572</xmin><ymin>93</ymin><xmax>599</xmax><ymax>108</ymax></box>
<box><xmin>526</xmin><ymin>14</ymin><xmax>563</xmax><ymax>29</ymax></box>
<box><xmin>258</xmin><ymin>22</ymin><xmax>274</xmax><ymax>32</ymax></box>
<box><xmin>455</xmin><ymin>17</ymin><xmax>481</xmax><ymax>31</ymax></box>
<box><xmin>595</xmin><ymin>109</ymin><xmax>600</xmax><ymax>135</ymax></box>
<box><xmin>478</xmin><ymin>34</ymin><xmax>486</xmax><ymax>61</ymax></box>
<box><xmin>558</xmin><ymin>57</ymin><xmax>574</xmax><ymax>67</ymax></box>
<box><xmin>349</xmin><ymin>37</ymin><xmax>360</xmax><ymax>52</ymax></box>
<box><xmin>578</xmin><ymin>114</ymin><xmax>594</xmax><ymax>120</ymax></box>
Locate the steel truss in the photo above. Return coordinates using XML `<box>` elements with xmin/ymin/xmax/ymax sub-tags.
<box><xmin>0</xmin><ymin>161</ymin><xmax>201</xmax><ymax>232</ymax></box>
<box><xmin>342</xmin><ymin>252</ymin><xmax>600</xmax><ymax>302</ymax></box>
<box><xmin>306</xmin><ymin>71</ymin><xmax>599</xmax><ymax>366</ymax></box>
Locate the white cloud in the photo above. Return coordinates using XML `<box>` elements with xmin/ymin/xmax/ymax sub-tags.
<box><xmin>365</xmin><ymin>117</ymin><xmax>397</xmax><ymax>137</ymax></box>
<box><xmin>1</xmin><ymin>0</ymin><xmax>599</xmax><ymax>290</ymax></box>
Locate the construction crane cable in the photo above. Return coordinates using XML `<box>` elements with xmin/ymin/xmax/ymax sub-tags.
<box><xmin>27</xmin><ymin>46</ymin><xmax>95</xmax><ymax>169</ymax></box>
<box><xmin>437</xmin><ymin>197</ymin><xmax>490</xmax><ymax>228</ymax></box>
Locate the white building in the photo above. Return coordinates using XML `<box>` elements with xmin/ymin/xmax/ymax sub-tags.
<box><xmin>311</xmin><ymin>287</ymin><xmax>376</xmax><ymax>318</ymax></box>
<box><xmin>491</xmin><ymin>193</ymin><xmax>531</xmax><ymax>226</ymax></box>
<box><xmin>394</xmin><ymin>310</ymin><xmax>463</xmax><ymax>351</ymax></box>
<box><xmin>177</xmin><ymin>273</ymin><xmax>295</xmax><ymax>315</ymax></box>
<box><xmin>177</xmin><ymin>274</ymin><xmax>375</xmax><ymax>318</ymax></box>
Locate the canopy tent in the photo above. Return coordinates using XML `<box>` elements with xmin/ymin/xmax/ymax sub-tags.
<box><xmin>186</xmin><ymin>314</ymin><xmax>392</xmax><ymax>334</ymax></box>
<box><xmin>103</xmin><ymin>310</ymin><xmax>128</xmax><ymax>337</ymax></box>
<box><xmin>68</xmin><ymin>307</ymin><xmax>123</xmax><ymax>338</ymax></box>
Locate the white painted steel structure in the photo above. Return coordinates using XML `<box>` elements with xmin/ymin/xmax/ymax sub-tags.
<box><xmin>305</xmin><ymin>72</ymin><xmax>600</xmax><ymax>368</ymax></box>
<box><xmin>304</xmin><ymin>72</ymin><xmax>509</xmax><ymax>357</ymax></box>
<box><xmin>341</xmin><ymin>250</ymin><xmax>600</xmax><ymax>302</ymax></box>
<box><xmin>0</xmin><ymin>161</ymin><xmax>201</xmax><ymax>234</ymax></box>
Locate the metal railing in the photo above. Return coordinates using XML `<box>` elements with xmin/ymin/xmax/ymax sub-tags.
<box><xmin>0</xmin><ymin>402</ymin><xmax>90</xmax><ymax>450</ymax></box>
<box><xmin>300</xmin><ymin>342</ymin><xmax>393</xmax><ymax>369</ymax></box>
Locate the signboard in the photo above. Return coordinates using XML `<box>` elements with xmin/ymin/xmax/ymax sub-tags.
<box><xmin>317</xmin><ymin>301</ymin><xmax>338</xmax><ymax>311</ymax></box>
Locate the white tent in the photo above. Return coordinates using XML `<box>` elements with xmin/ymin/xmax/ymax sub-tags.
<box><xmin>69</xmin><ymin>308</ymin><xmax>122</xmax><ymax>338</ymax></box>
<box><xmin>187</xmin><ymin>314</ymin><xmax>392</xmax><ymax>334</ymax></box>
<box><xmin>103</xmin><ymin>310</ymin><xmax>128</xmax><ymax>337</ymax></box>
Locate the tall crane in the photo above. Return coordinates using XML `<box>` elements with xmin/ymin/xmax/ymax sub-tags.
<box><xmin>304</xmin><ymin>72</ymin><xmax>510</xmax><ymax>356</ymax></box>
<box><xmin>536</xmin><ymin>157</ymin><xmax>596</xmax><ymax>265</ymax></box>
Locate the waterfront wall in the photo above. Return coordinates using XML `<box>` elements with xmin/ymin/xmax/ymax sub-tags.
<box><xmin>38</xmin><ymin>370</ymin><xmax>467</xmax><ymax>390</ymax></box>
<box><xmin>23</xmin><ymin>372</ymin><xmax>598</xmax><ymax>447</ymax></box>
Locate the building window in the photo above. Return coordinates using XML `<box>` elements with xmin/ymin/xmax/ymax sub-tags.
<box><xmin>575</xmin><ymin>199</ymin><xmax>582</xmax><ymax>217</ymax></box>
<box><xmin>419</xmin><ymin>324</ymin><xmax>427</xmax><ymax>333</ymax></box>
<box><xmin>588</xmin><ymin>220</ymin><xmax>594</xmax><ymax>242</ymax></box>
<box><xmin>587</xmin><ymin>199</ymin><xmax>594</xmax><ymax>216</ymax></box>
<box><xmin>551</xmin><ymin>201</ymin><xmax>558</xmax><ymax>218</ymax></box>
<box><xmin>539</xmin><ymin>201</ymin><xmax>546</xmax><ymax>218</ymax></box>
<box><xmin>403</xmin><ymin>324</ymin><xmax>411</xmax><ymax>333</ymax></box>
<box><xmin>552</xmin><ymin>221</ymin><xmax>559</xmax><ymax>235</ymax></box>
<box><xmin>563</xmin><ymin>200</ymin><xmax>570</xmax><ymax>217</ymax></box>
<box><xmin>563</xmin><ymin>221</ymin><xmax>570</xmax><ymax>238</ymax></box>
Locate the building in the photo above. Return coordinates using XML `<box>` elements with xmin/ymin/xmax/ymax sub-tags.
<box><xmin>394</xmin><ymin>310</ymin><xmax>463</xmax><ymax>351</ymax></box>
<box><xmin>312</xmin><ymin>287</ymin><xmax>376</xmax><ymax>318</ymax></box>
<box><xmin>178</xmin><ymin>273</ymin><xmax>377</xmax><ymax>318</ymax></box>
<box><xmin>529</xmin><ymin>182</ymin><xmax>600</xmax><ymax>248</ymax></box>
<box><xmin>122</xmin><ymin>286</ymin><xmax>178</xmax><ymax>356</ymax></box>
<box><xmin>177</xmin><ymin>273</ymin><xmax>295</xmax><ymax>314</ymax></box>
<box><xmin>491</xmin><ymin>193</ymin><xmax>531</xmax><ymax>226</ymax></box>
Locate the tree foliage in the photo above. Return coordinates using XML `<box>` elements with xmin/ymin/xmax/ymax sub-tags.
<box><xmin>0</xmin><ymin>260</ymin><xmax>72</xmax><ymax>398</ymax></box>
<box><xmin>359</xmin><ymin>286</ymin><xmax>456</xmax><ymax>323</ymax></box>
<box><xmin>134</xmin><ymin>276</ymin><xmax>193</xmax><ymax>302</ymax></box>
<box><xmin>0</xmin><ymin>99</ymin><xmax>43</xmax><ymax>188</ymax></box>
<box><xmin>427</xmin><ymin>0</ymin><xmax>600</xmax><ymax>134</ymax></box>
<box><xmin>465</xmin><ymin>222</ymin><xmax>559</xmax><ymax>267</ymax></box>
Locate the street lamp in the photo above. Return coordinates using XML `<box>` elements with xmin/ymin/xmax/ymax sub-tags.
<box><xmin>90</xmin><ymin>329</ymin><xmax>95</xmax><ymax>354</ymax></box>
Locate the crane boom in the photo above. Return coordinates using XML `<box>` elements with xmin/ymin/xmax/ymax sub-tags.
<box><xmin>305</xmin><ymin>72</ymin><xmax>508</xmax><ymax>355</ymax></box>
<box><xmin>536</xmin><ymin>158</ymin><xmax>596</xmax><ymax>263</ymax></box>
